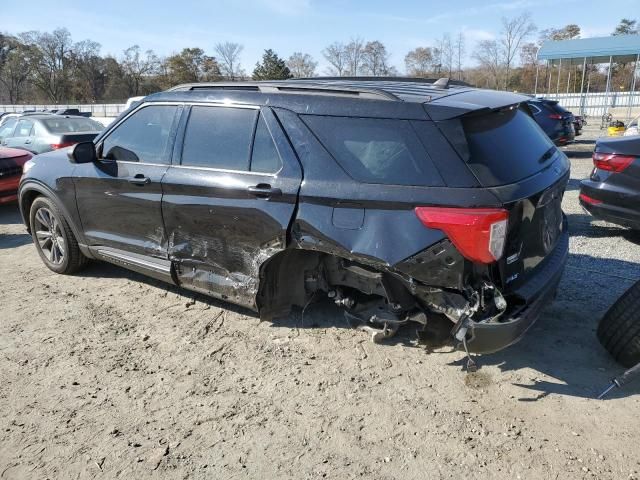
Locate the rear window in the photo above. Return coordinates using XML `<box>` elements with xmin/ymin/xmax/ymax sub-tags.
<box><xmin>302</xmin><ymin>115</ymin><xmax>444</xmax><ymax>186</ymax></box>
<box><xmin>461</xmin><ymin>107</ymin><xmax>556</xmax><ymax>186</ymax></box>
<box><xmin>43</xmin><ymin>117</ymin><xmax>103</xmax><ymax>133</ymax></box>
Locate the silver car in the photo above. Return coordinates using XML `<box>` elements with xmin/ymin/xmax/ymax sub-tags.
<box><xmin>0</xmin><ymin>114</ymin><xmax>103</xmax><ymax>154</ymax></box>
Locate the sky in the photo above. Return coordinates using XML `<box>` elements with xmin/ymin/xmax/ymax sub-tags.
<box><xmin>1</xmin><ymin>0</ymin><xmax>637</xmax><ymax>73</ymax></box>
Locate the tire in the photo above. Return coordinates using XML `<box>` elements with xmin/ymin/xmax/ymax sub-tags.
<box><xmin>597</xmin><ymin>280</ymin><xmax>640</xmax><ymax>368</ymax></box>
<box><xmin>29</xmin><ymin>196</ymin><xmax>88</xmax><ymax>274</ymax></box>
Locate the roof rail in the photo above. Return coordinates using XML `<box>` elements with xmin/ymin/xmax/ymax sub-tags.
<box><xmin>165</xmin><ymin>82</ymin><xmax>400</xmax><ymax>101</ymax></box>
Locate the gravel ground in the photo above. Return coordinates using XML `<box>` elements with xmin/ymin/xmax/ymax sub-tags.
<box><xmin>1</xmin><ymin>126</ymin><xmax>639</xmax><ymax>479</ymax></box>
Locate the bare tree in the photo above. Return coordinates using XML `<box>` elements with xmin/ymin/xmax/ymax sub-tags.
<box><xmin>501</xmin><ymin>13</ymin><xmax>536</xmax><ymax>89</ymax></box>
<box><xmin>322</xmin><ymin>42</ymin><xmax>348</xmax><ymax>76</ymax></box>
<box><xmin>287</xmin><ymin>52</ymin><xmax>317</xmax><ymax>78</ymax></box>
<box><xmin>0</xmin><ymin>36</ymin><xmax>34</xmax><ymax>103</ymax></box>
<box><xmin>362</xmin><ymin>41</ymin><xmax>394</xmax><ymax>76</ymax></box>
<box><xmin>71</xmin><ymin>40</ymin><xmax>106</xmax><ymax>102</ymax></box>
<box><xmin>22</xmin><ymin>28</ymin><xmax>73</xmax><ymax>102</ymax></box>
<box><xmin>455</xmin><ymin>32</ymin><xmax>465</xmax><ymax>80</ymax></box>
<box><xmin>540</xmin><ymin>24</ymin><xmax>581</xmax><ymax>41</ymax></box>
<box><xmin>345</xmin><ymin>37</ymin><xmax>365</xmax><ymax>76</ymax></box>
<box><xmin>215</xmin><ymin>42</ymin><xmax>244</xmax><ymax>80</ymax></box>
<box><xmin>438</xmin><ymin>33</ymin><xmax>454</xmax><ymax>77</ymax></box>
<box><xmin>432</xmin><ymin>46</ymin><xmax>443</xmax><ymax>74</ymax></box>
<box><xmin>404</xmin><ymin>47</ymin><xmax>433</xmax><ymax>77</ymax></box>
<box><xmin>473</xmin><ymin>39</ymin><xmax>502</xmax><ymax>89</ymax></box>
<box><xmin>121</xmin><ymin>45</ymin><xmax>159</xmax><ymax>96</ymax></box>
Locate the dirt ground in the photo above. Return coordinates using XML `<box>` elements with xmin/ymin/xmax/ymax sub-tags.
<box><xmin>1</xmin><ymin>127</ymin><xmax>640</xmax><ymax>479</ymax></box>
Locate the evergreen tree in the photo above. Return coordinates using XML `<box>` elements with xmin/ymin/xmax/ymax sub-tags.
<box><xmin>252</xmin><ymin>49</ymin><xmax>292</xmax><ymax>80</ymax></box>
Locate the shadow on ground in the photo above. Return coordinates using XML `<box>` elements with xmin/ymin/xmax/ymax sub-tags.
<box><xmin>0</xmin><ymin>204</ymin><xmax>31</xmax><ymax>249</ymax></box>
<box><xmin>0</xmin><ymin>204</ymin><xmax>23</xmax><ymax>225</ymax></box>
<box><xmin>566</xmin><ymin>212</ymin><xmax>640</xmax><ymax>245</ymax></box>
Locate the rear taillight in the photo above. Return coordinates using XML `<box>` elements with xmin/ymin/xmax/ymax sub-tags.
<box><xmin>593</xmin><ymin>152</ymin><xmax>635</xmax><ymax>173</ymax></box>
<box><xmin>414</xmin><ymin>207</ymin><xmax>509</xmax><ymax>264</ymax></box>
<box><xmin>548</xmin><ymin>113</ymin><xmax>563</xmax><ymax>120</ymax></box>
<box><xmin>50</xmin><ymin>142</ymin><xmax>75</xmax><ymax>150</ymax></box>
<box><xmin>579</xmin><ymin>193</ymin><xmax>603</xmax><ymax>205</ymax></box>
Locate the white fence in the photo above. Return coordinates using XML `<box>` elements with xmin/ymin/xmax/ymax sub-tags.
<box><xmin>534</xmin><ymin>91</ymin><xmax>640</xmax><ymax>120</ymax></box>
<box><xmin>0</xmin><ymin>103</ymin><xmax>127</xmax><ymax>117</ymax></box>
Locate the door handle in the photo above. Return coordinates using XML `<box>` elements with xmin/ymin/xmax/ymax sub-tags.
<box><xmin>128</xmin><ymin>174</ymin><xmax>151</xmax><ymax>185</ymax></box>
<box><xmin>247</xmin><ymin>184</ymin><xmax>282</xmax><ymax>198</ymax></box>
<box><xmin>24</xmin><ymin>139</ymin><xmax>32</xmax><ymax>144</ymax></box>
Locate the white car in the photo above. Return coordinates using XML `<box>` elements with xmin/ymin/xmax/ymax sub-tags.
<box><xmin>624</xmin><ymin>115</ymin><xmax>639</xmax><ymax>136</ymax></box>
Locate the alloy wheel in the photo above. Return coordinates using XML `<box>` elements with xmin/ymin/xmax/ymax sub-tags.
<box><xmin>34</xmin><ymin>207</ymin><xmax>66</xmax><ymax>265</ymax></box>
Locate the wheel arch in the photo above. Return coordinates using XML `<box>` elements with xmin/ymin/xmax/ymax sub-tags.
<box><xmin>19</xmin><ymin>181</ymin><xmax>87</xmax><ymax>248</ymax></box>
<box><xmin>256</xmin><ymin>247</ymin><xmax>417</xmax><ymax>321</ymax></box>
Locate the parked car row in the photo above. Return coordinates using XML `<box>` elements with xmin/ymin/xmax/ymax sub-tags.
<box><xmin>527</xmin><ymin>97</ymin><xmax>577</xmax><ymax>146</ymax></box>
<box><xmin>0</xmin><ymin>114</ymin><xmax>103</xmax><ymax>154</ymax></box>
<box><xmin>0</xmin><ymin>112</ymin><xmax>104</xmax><ymax>202</ymax></box>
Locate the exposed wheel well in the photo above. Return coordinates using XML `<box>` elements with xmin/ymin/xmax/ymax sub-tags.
<box><xmin>256</xmin><ymin>248</ymin><xmax>416</xmax><ymax>321</ymax></box>
<box><xmin>20</xmin><ymin>189</ymin><xmax>42</xmax><ymax>233</ymax></box>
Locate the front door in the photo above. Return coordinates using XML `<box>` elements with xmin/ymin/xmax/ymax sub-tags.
<box><xmin>74</xmin><ymin>104</ymin><xmax>181</xmax><ymax>259</ymax></box>
<box><xmin>161</xmin><ymin>105</ymin><xmax>302</xmax><ymax>309</ymax></box>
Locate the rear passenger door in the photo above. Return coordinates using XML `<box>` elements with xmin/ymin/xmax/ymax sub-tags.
<box><xmin>4</xmin><ymin>119</ymin><xmax>35</xmax><ymax>152</ymax></box>
<box><xmin>161</xmin><ymin>104</ymin><xmax>302</xmax><ymax>309</ymax></box>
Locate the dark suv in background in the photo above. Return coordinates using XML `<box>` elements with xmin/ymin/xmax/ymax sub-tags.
<box><xmin>18</xmin><ymin>79</ymin><xmax>570</xmax><ymax>355</ymax></box>
<box><xmin>527</xmin><ymin>98</ymin><xmax>576</xmax><ymax>146</ymax></box>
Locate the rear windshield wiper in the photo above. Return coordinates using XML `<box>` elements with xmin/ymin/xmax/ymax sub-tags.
<box><xmin>539</xmin><ymin>146</ymin><xmax>557</xmax><ymax>164</ymax></box>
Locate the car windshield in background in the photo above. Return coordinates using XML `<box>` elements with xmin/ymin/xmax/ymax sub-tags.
<box><xmin>302</xmin><ymin>115</ymin><xmax>444</xmax><ymax>186</ymax></box>
<box><xmin>460</xmin><ymin>107</ymin><xmax>556</xmax><ymax>187</ymax></box>
<box><xmin>43</xmin><ymin>117</ymin><xmax>102</xmax><ymax>133</ymax></box>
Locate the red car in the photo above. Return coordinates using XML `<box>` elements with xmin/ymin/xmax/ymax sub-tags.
<box><xmin>0</xmin><ymin>147</ymin><xmax>32</xmax><ymax>204</ymax></box>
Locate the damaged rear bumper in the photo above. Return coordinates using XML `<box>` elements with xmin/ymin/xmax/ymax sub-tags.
<box><xmin>465</xmin><ymin>221</ymin><xmax>569</xmax><ymax>354</ymax></box>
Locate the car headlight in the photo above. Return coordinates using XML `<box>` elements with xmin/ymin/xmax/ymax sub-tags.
<box><xmin>22</xmin><ymin>159</ymin><xmax>35</xmax><ymax>175</ymax></box>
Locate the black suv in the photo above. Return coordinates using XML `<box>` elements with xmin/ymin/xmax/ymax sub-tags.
<box><xmin>18</xmin><ymin>79</ymin><xmax>570</xmax><ymax>354</ymax></box>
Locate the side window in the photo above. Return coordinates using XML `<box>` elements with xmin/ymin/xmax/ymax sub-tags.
<box><xmin>101</xmin><ymin>105</ymin><xmax>178</xmax><ymax>164</ymax></box>
<box><xmin>0</xmin><ymin>118</ymin><xmax>17</xmax><ymax>139</ymax></box>
<box><xmin>250</xmin><ymin>114</ymin><xmax>282</xmax><ymax>173</ymax></box>
<box><xmin>529</xmin><ymin>104</ymin><xmax>542</xmax><ymax>116</ymax></box>
<box><xmin>302</xmin><ymin>115</ymin><xmax>444</xmax><ymax>186</ymax></box>
<box><xmin>181</xmin><ymin>106</ymin><xmax>258</xmax><ymax>170</ymax></box>
<box><xmin>15</xmin><ymin>120</ymin><xmax>34</xmax><ymax>137</ymax></box>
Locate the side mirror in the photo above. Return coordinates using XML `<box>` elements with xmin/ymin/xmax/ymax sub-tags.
<box><xmin>68</xmin><ymin>141</ymin><xmax>97</xmax><ymax>164</ymax></box>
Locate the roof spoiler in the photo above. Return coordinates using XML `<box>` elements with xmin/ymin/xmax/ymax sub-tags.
<box><xmin>423</xmin><ymin>90</ymin><xmax>531</xmax><ymax>120</ymax></box>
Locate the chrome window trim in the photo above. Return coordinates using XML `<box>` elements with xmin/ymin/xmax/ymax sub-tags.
<box><xmin>170</xmin><ymin>163</ymin><xmax>277</xmax><ymax>177</ymax></box>
<box><xmin>102</xmin><ymin>160</ymin><xmax>170</xmax><ymax>168</ymax></box>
